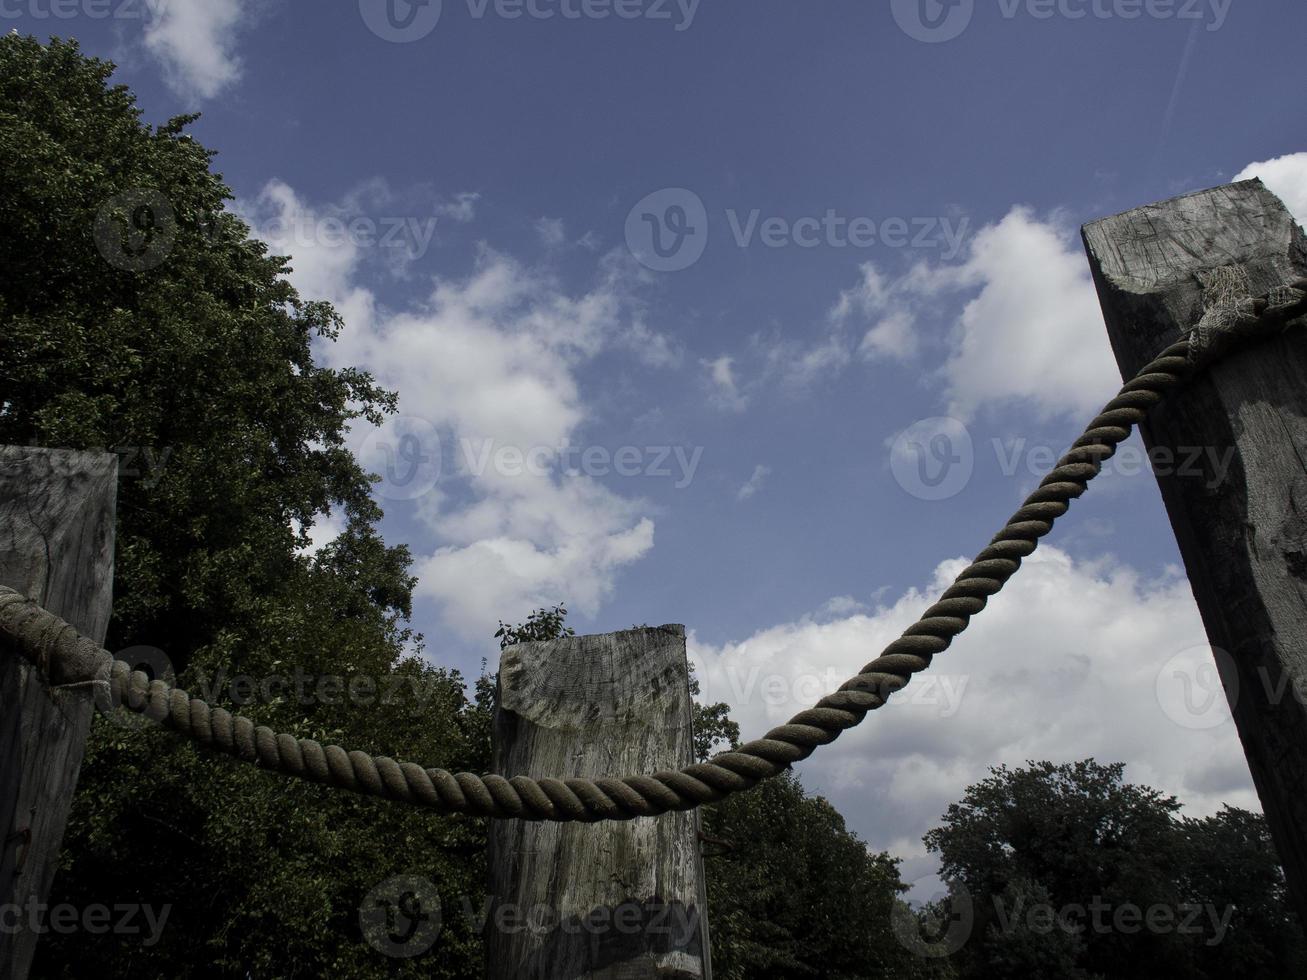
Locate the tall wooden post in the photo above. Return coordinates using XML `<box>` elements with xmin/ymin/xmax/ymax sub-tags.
<box><xmin>1083</xmin><ymin>179</ymin><xmax>1307</xmax><ymax>923</ymax></box>
<box><xmin>0</xmin><ymin>446</ymin><xmax>118</xmax><ymax>978</ymax></box>
<box><xmin>487</xmin><ymin>625</ymin><xmax>711</xmax><ymax>979</ymax></box>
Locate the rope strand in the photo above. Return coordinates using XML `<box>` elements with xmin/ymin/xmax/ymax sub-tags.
<box><xmin>2</xmin><ymin>277</ymin><xmax>1304</xmax><ymax>822</ymax></box>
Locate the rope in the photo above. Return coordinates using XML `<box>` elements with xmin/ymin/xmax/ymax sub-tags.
<box><xmin>2</xmin><ymin>275</ymin><xmax>1305</xmax><ymax>823</ymax></box>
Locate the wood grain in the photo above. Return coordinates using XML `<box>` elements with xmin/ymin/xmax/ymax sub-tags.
<box><xmin>1083</xmin><ymin>179</ymin><xmax>1307</xmax><ymax>923</ymax></box>
<box><xmin>0</xmin><ymin>446</ymin><xmax>118</xmax><ymax>979</ymax></box>
<box><xmin>487</xmin><ymin>626</ymin><xmax>711</xmax><ymax>979</ymax></box>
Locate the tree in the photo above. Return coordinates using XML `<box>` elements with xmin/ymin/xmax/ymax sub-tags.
<box><xmin>702</xmin><ymin>771</ymin><xmax>951</xmax><ymax>980</ymax></box>
<box><xmin>2</xmin><ymin>35</ymin><xmax>490</xmax><ymax>977</ymax></box>
<box><xmin>494</xmin><ymin>604</ymin><xmax>574</xmax><ymax>649</ymax></box>
<box><xmin>922</xmin><ymin>760</ymin><xmax>1307</xmax><ymax>979</ymax></box>
<box><xmin>688</xmin><ymin>665</ymin><xmax>740</xmax><ymax>763</ymax></box>
<box><xmin>1176</xmin><ymin>805</ymin><xmax>1307</xmax><ymax>978</ymax></box>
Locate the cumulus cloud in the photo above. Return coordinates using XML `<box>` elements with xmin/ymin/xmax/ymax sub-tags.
<box><xmin>896</xmin><ymin>159</ymin><xmax>1303</xmax><ymax>419</ymax></box>
<box><xmin>846</xmin><ymin>157</ymin><xmax>1304</xmax><ymax>423</ymax></box>
<box><xmin>690</xmin><ymin>547</ymin><xmax>1257</xmax><ymax>885</ymax></box>
<box><xmin>938</xmin><ymin>209</ymin><xmax>1122</xmax><ymax>420</ymax></box>
<box><xmin>1235</xmin><ymin>152</ymin><xmax>1307</xmax><ymax>226</ymax></box>
<box><xmin>746</xmin><ymin>205</ymin><xmax>1119</xmax><ymax>416</ymax></box>
<box><xmin>234</xmin><ymin>178</ymin><xmax>482</xmax><ymax>286</ymax></box>
<box><xmin>240</xmin><ymin>181</ymin><xmax>668</xmax><ymax>637</ymax></box>
<box><xmin>143</xmin><ymin>0</ymin><xmax>252</xmax><ymax>101</ymax></box>
<box><xmin>826</xmin><ymin>208</ymin><xmax>1122</xmax><ymax>421</ymax></box>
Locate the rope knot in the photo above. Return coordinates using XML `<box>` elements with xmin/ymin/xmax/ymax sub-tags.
<box><xmin>1186</xmin><ymin>266</ymin><xmax>1307</xmax><ymax>367</ymax></box>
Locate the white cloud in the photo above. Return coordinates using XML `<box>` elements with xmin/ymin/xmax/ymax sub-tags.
<box><xmin>829</xmin><ymin>209</ymin><xmax>1122</xmax><ymax>421</ymax></box>
<box><xmin>703</xmin><ymin>356</ymin><xmax>747</xmax><ymax>412</ymax></box>
<box><xmin>234</xmin><ymin>178</ymin><xmax>480</xmax><ymax>286</ymax></box>
<box><xmin>437</xmin><ymin>192</ymin><xmax>481</xmax><ymax>224</ymax></box>
<box><xmin>143</xmin><ymin>0</ymin><xmax>252</xmax><ymax>101</ymax></box>
<box><xmin>766</xmin><ymin>332</ymin><xmax>850</xmax><ymax>390</ymax></box>
<box><xmin>240</xmin><ymin>181</ymin><xmax>663</xmax><ymax>638</ymax></box>
<box><xmin>416</xmin><ymin>508</ymin><xmax>655</xmax><ymax>635</ymax></box>
<box><xmin>939</xmin><ymin>209</ymin><xmax>1121</xmax><ymax>420</ymax></box>
<box><xmin>745</xmin><ymin>205</ymin><xmax>1118</xmax><ymax>416</ymax></box>
<box><xmin>291</xmin><ymin>509</ymin><xmax>346</xmax><ymax>557</ymax></box>
<box><xmin>827</xmin><ymin>262</ymin><xmax>923</xmax><ymax>368</ymax></box>
<box><xmin>820</xmin><ymin>595</ymin><xmax>867</xmax><ymax>617</ymax></box>
<box><xmin>1235</xmin><ymin>152</ymin><xmax>1307</xmax><ymax>227</ymax></box>
<box><xmin>832</xmin><ymin>262</ymin><xmax>892</xmax><ymax>322</ymax></box>
<box><xmin>836</xmin><ymin>157</ymin><xmax>1305</xmax><ymax>424</ymax></box>
<box><xmin>621</xmin><ymin>319</ymin><xmax>683</xmax><ymax>368</ymax></box>
<box><xmin>858</xmin><ymin>311</ymin><xmax>918</xmax><ymax>362</ymax></box>
<box><xmin>690</xmin><ymin>547</ymin><xmax>1257</xmax><ymax>872</ymax></box>
<box><xmin>713</xmin><ymin>328</ymin><xmax>853</xmax><ymax>403</ymax></box>
<box><xmin>534</xmin><ymin>217</ymin><xmax>567</xmax><ymax>247</ymax></box>
<box><xmin>238</xmin><ymin>180</ymin><xmax>363</xmax><ymax>301</ymax></box>
<box><xmin>736</xmin><ymin>464</ymin><xmax>771</xmax><ymax>501</ymax></box>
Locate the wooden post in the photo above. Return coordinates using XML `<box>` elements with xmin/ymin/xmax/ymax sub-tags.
<box><xmin>0</xmin><ymin>446</ymin><xmax>118</xmax><ymax>978</ymax></box>
<box><xmin>1082</xmin><ymin>179</ymin><xmax>1307</xmax><ymax>923</ymax></box>
<box><xmin>487</xmin><ymin>625</ymin><xmax>711</xmax><ymax>979</ymax></box>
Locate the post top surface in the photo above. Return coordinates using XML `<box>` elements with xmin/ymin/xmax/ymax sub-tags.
<box><xmin>1082</xmin><ymin>179</ymin><xmax>1301</xmax><ymax>293</ymax></box>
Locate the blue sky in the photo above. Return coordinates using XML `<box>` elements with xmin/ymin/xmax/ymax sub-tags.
<box><xmin>22</xmin><ymin>0</ymin><xmax>1307</xmax><ymax>897</ymax></box>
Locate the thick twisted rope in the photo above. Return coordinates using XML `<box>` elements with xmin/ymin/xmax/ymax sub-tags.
<box><xmin>2</xmin><ymin>276</ymin><xmax>1305</xmax><ymax>822</ymax></box>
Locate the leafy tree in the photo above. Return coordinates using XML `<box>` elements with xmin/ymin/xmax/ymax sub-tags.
<box><xmin>978</xmin><ymin>877</ymin><xmax>1093</xmax><ymax>980</ymax></box>
<box><xmin>2</xmin><ymin>35</ymin><xmax>490</xmax><ymax>977</ymax></box>
<box><xmin>1176</xmin><ymin>805</ymin><xmax>1307</xmax><ymax>978</ymax></box>
<box><xmin>689</xmin><ymin>667</ymin><xmax>740</xmax><ymax>764</ymax></box>
<box><xmin>702</xmin><ymin>772</ymin><xmax>951</xmax><ymax>980</ymax></box>
<box><xmin>494</xmin><ymin>604</ymin><xmax>575</xmax><ymax>649</ymax></box>
<box><xmin>922</xmin><ymin>760</ymin><xmax>1307</xmax><ymax>979</ymax></box>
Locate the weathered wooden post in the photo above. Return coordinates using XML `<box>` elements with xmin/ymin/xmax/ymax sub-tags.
<box><xmin>0</xmin><ymin>446</ymin><xmax>118</xmax><ymax>978</ymax></box>
<box><xmin>487</xmin><ymin>625</ymin><xmax>712</xmax><ymax>979</ymax></box>
<box><xmin>1083</xmin><ymin>179</ymin><xmax>1307</xmax><ymax>922</ymax></box>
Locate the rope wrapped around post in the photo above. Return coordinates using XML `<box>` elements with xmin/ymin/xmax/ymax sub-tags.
<box><xmin>2</xmin><ymin>277</ymin><xmax>1305</xmax><ymax>822</ymax></box>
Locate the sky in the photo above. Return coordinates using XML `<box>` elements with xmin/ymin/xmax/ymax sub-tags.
<box><xmin>18</xmin><ymin>0</ymin><xmax>1307</xmax><ymax>900</ymax></box>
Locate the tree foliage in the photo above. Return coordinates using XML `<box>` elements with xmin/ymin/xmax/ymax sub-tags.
<box><xmin>702</xmin><ymin>771</ymin><xmax>955</xmax><ymax>980</ymax></box>
<box><xmin>688</xmin><ymin>665</ymin><xmax>740</xmax><ymax>764</ymax></box>
<box><xmin>2</xmin><ymin>35</ymin><xmax>490</xmax><ymax>978</ymax></box>
<box><xmin>922</xmin><ymin>760</ymin><xmax>1307</xmax><ymax>979</ymax></box>
<box><xmin>494</xmin><ymin>604</ymin><xmax>574</xmax><ymax>650</ymax></box>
